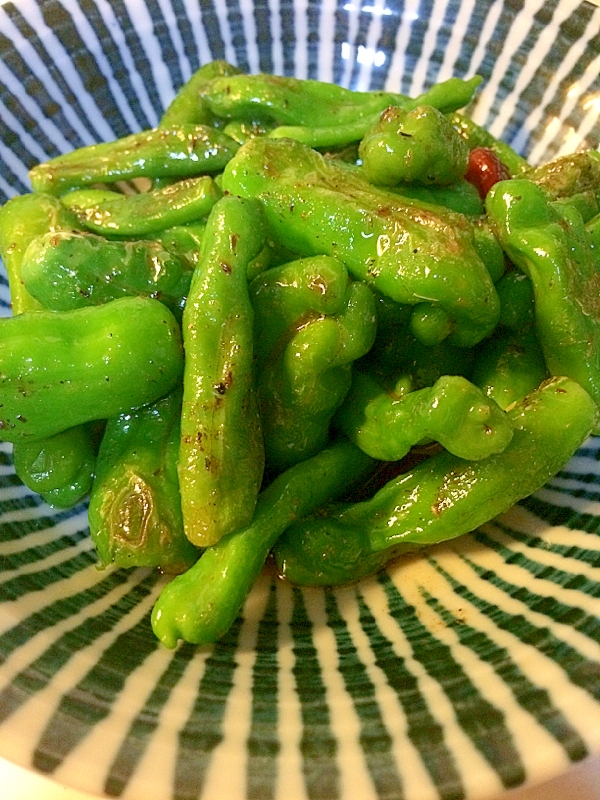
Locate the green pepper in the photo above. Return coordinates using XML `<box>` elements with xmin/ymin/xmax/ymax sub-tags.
<box><xmin>0</xmin><ymin>296</ymin><xmax>183</xmax><ymax>442</ymax></box>
<box><xmin>222</xmin><ymin>136</ymin><xmax>500</xmax><ymax>347</ymax></box>
<box><xmin>450</xmin><ymin>113</ymin><xmax>529</xmax><ymax>177</ymax></box>
<box><xmin>61</xmin><ymin>175</ymin><xmax>221</xmax><ymax>237</ymax></box>
<box><xmin>0</xmin><ymin>193</ymin><xmax>102</xmax><ymax>506</ymax></box>
<box><xmin>223</xmin><ymin>120</ymin><xmax>272</xmax><ymax>145</ymax></box>
<box><xmin>495</xmin><ymin>270</ymin><xmax>535</xmax><ymax>330</ymax></box>
<box><xmin>486</xmin><ymin>179</ymin><xmax>600</xmax><ymax>423</ymax></box>
<box><xmin>201</xmin><ymin>72</ymin><xmax>411</xmax><ymax>128</ymax></box>
<box><xmin>266</xmin><ymin>76</ymin><xmax>482</xmax><ymax>149</ymax></box>
<box><xmin>13</xmin><ymin>423</ymin><xmax>99</xmax><ymax>507</ymax></box>
<box><xmin>359</xmin><ymin>105</ymin><xmax>470</xmax><ymax>187</ymax></box>
<box><xmin>408</xmin><ymin>303</ymin><xmax>453</xmax><ymax>345</ymax></box>
<box><xmin>179</xmin><ymin>196</ymin><xmax>266</xmax><ymax>547</ymax></box>
<box><xmin>256</xmin><ymin>277</ymin><xmax>376</xmax><ymax>473</ymax></box>
<box><xmin>89</xmin><ymin>389</ymin><xmax>199</xmax><ymax>574</ymax></box>
<box><xmin>151</xmin><ymin>438</ymin><xmax>375</xmax><ymax>647</ymax></box>
<box><xmin>357</xmin><ymin>292</ymin><xmax>474</xmax><ymax>390</ymax></box>
<box><xmin>274</xmin><ymin>377</ymin><xmax>596</xmax><ymax>586</ymax></box>
<box><xmin>0</xmin><ymin>193</ymin><xmax>79</xmax><ymax>314</ymax></box>
<box><xmin>160</xmin><ymin>60</ymin><xmax>242</xmax><ymax>128</ymax></box>
<box><xmin>30</xmin><ymin>125</ymin><xmax>239</xmax><ymax>195</ymax></box>
<box><xmin>390</xmin><ymin>179</ymin><xmax>484</xmax><ymax>217</ymax></box>
<box><xmin>21</xmin><ymin>230</ymin><xmax>191</xmax><ymax>315</ymax></box>
<box><xmin>151</xmin><ymin>221</ymin><xmax>206</xmax><ymax>270</ymax></box>
<box><xmin>472</xmin><ymin>327</ymin><xmax>548</xmax><ymax>410</ymax></box>
<box><xmin>337</xmin><ymin>371</ymin><xmax>513</xmax><ymax>461</ymax></box>
<box><xmin>250</xmin><ymin>255</ymin><xmax>351</xmax><ymax>366</ymax></box>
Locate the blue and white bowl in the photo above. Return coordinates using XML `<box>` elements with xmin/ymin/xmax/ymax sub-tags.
<box><xmin>0</xmin><ymin>1</ymin><xmax>599</xmax><ymax>799</ymax></box>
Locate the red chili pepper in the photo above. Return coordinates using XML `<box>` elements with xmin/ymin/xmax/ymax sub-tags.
<box><xmin>465</xmin><ymin>147</ymin><xmax>510</xmax><ymax>198</ymax></box>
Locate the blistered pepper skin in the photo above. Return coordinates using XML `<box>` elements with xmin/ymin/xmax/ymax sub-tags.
<box><xmin>151</xmin><ymin>439</ymin><xmax>375</xmax><ymax>648</ymax></box>
<box><xmin>0</xmin><ymin>296</ymin><xmax>183</xmax><ymax>442</ymax></box>
<box><xmin>274</xmin><ymin>377</ymin><xmax>597</xmax><ymax>586</ymax></box>
<box><xmin>0</xmin><ymin>193</ymin><xmax>101</xmax><ymax>505</ymax></box>
<box><xmin>89</xmin><ymin>390</ymin><xmax>199</xmax><ymax>574</ymax></box>
<box><xmin>222</xmin><ymin>137</ymin><xmax>500</xmax><ymax>347</ymax></box>
<box><xmin>179</xmin><ymin>196</ymin><xmax>267</xmax><ymax>547</ymax></box>
<box><xmin>265</xmin><ymin>76</ymin><xmax>482</xmax><ymax>149</ymax></box>
<box><xmin>21</xmin><ymin>230</ymin><xmax>191</xmax><ymax>315</ymax></box>
<box><xmin>30</xmin><ymin>125</ymin><xmax>239</xmax><ymax>195</ymax></box>
<box><xmin>486</xmin><ymin>179</ymin><xmax>600</xmax><ymax>424</ymax></box>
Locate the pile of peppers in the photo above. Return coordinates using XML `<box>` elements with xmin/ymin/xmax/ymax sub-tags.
<box><xmin>1</xmin><ymin>61</ymin><xmax>599</xmax><ymax>648</ymax></box>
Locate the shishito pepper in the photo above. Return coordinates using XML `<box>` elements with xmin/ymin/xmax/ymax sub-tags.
<box><xmin>486</xmin><ymin>179</ymin><xmax>600</xmax><ymax>423</ymax></box>
<box><xmin>0</xmin><ymin>296</ymin><xmax>183</xmax><ymax>442</ymax></box>
<box><xmin>151</xmin><ymin>438</ymin><xmax>375</xmax><ymax>648</ymax></box>
<box><xmin>251</xmin><ymin>257</ymin><xmax>376</xmax><ymax>473</ymax></box>
<box><xmin>525</xmin><ymin>151</ymin><xmax>600</xmax><ymax>217</ymax></box>
<box><xmin>179</xmin><ymin>195</ymin><xmax>266</xmax><ymax>547</ymax></box>
<box><xmin>359</xmin><ymin>104</ymin><xmax>470</xmax><ymax>187</ymax></box>
<box><xmin>204</xmin><ymin>74</ymin><xmax>481</xmax><ymax>149</ymax></box>
<box><xmin>0</xmin><ymin>192</ymin><xmax>99</xmax><ymax>506</ymax></box>
<box><xmin>160</xmin><ymin>60</ymin><xmax>242</xmax><ymax>128</ymax></box>
<box><xmin>274</xmin><ymin>377</ymin><xmax>597</xmax><ymax>586</ymax></box>
<box><xmin>12</xmin><ymin>423</ymin><xmax>100</xmax><ymax>508</ymax></box>
<box><xmin>0</xmin><ymin>192</ymin><xmax>79</xmax><ymax>314</ymax></box>
<box><xmin>264</xmin><ymin>76</ymin><xmax>481</xmax><ymax>149</ymax></box>
<box><xmin>250</xmin><ymin>255</ymin><xmax>351</xmax><ymax>367</ymax></box>
<box><xmin>29</xmin><ymin>125</ymin><xmax>239</xmax><ymax>195</ymax></box>
<box><xmin>89</xmin><ymin>389</ymin><xmax>199</xmax><ymax>573</ymax></box>
<box><xmin>336</xmin><ymin>371</ymin><xmax>513</xmax><ymax>461</ymax></box>
<box><xmin>472</xmin><ymin>327</ymin><xmax>548</xmax><ymax>410</ymax></box>
<box><xmin>449</xmin><ymin>112</ymin><xmax>529</xmax><ymax>177</ymax></box>
<box><xmin>222</xmin><ymin>136</ymin><xmax>500</xmax><ymax>347</ymax></box>
<box><xmin>21</xmin><ymin>230</ymin><xmax>192</xmax><ymax>315</ymax></box>
<box><xmin>61</xmin><ymin>175</ymin><xmax>221</xmax><ymax>237</ymax></box>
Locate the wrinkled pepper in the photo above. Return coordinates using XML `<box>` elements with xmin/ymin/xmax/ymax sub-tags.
<box><xmin>0</xmin><ymin>192</ymin><xmax>79</xmax><ymax>314</ymax></box>
<box><xmin>222</xmin><ymin>136</ymin><xmax>500</xmax><ymax>347</ymax></box>
<box><xmin>274</xmin><ymin>377</ymin><xmax>597</xmax><ymax>586</ymax></box>
<box><xmin>359</xmin><ymin>104</ymin><xmax>470</xmax><ymax>187</ymax></box>
<box><xmin>0</xmin><ymin>192</ymin><xmax>101</xmax><ymax>506</ymax></box>
<box><xmin>472</xmin><ymin>327</ymin><xmax>548</xmax><ymax>410</ymax></box>
<box><xmin>21</xmin><ymin>230</ymin><xmax>191</xmax><ymax>315</ymax></box>
<box><xmin>250</xmin><ymin>255</ymin><xmax>351</xmax><ymax>367</ymax></box>
<box><xmin>160</xmin><ymin>60</ymin><xmax>242</xmax><ymax>128</ymax></box>
<box><xmin>179</xmin><ymin>196</ymin><xmax>266</xmax><ymax>547</ymax></box>
<box><xmin>254</xmin><ymin>267</ymin><xmax>376</xmax><ymax>473</ymax></box>
<box><xmin>151</xmin><ymin>438</ymin><xmax>375</xmax><ymax>647</ymax></box>
<box><xmin>0</xmin><ymin>296</ymin><xmax>183</xmax><ymax>442</ymax></box>
<box><xmin>30</xmin><ymin>125</ymin><xmax>239</xmax><ymax>195</ymax></box>
<box><xmin>61</xmin><ymin>175</ymin><xmax>221</xmax><ymax>237</ymax></box>
<box><xmin>337</xmin><ymin>371</ymin><xmax>513</xmax><ymax>461</ymax></box>
<box><xmin>13</xmin><ymin>423</ymin><xmax>100</xmax><ymax>508</ymax></box>
<box><xmin>486</xmin><ymin>178</ymin><xmax>600</xmax><ymax>424</ymax></box>
<box><xmin>89</xmin><ymin>388</ymin><xmax>199</xmax><ymax>573</ymax></box>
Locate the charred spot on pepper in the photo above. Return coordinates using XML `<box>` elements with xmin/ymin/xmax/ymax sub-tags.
<box><xmin>221</xmin><ymin>260</ymin><xmax>232</xmax><ymax>274</ymax></box>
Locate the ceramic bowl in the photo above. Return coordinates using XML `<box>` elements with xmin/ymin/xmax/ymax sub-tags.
<box><xmin>0</xmin><ymin>1</ymin><xmax>600</xmax><ymax>799</ymax></box>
